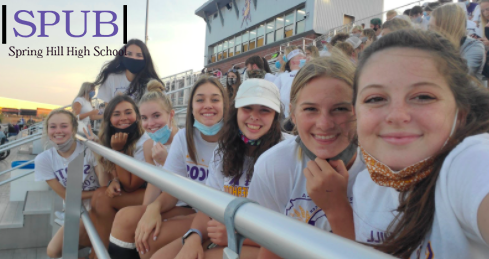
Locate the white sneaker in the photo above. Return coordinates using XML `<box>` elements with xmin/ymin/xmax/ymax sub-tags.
<box><xmin>55</xmin><ymin>211</ymin><xmax>65</xmax><ymax>220</ymax></box>
<box><xmin>54</xmin><ymin>218</ymin><xmax>64</xmax><ymax>226</ymax></box>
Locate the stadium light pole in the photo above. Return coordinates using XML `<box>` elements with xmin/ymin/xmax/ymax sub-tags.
<box><xmin>145</xmin><ymin>0</ymin><xmax>149</xmax><ymax>44</ymax></box>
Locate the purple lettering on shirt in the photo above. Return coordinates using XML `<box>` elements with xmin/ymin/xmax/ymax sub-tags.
<box><xmin>83</xmin><ymin>165</ymin><xmax>91</xmax><ymax>175</ymax></box>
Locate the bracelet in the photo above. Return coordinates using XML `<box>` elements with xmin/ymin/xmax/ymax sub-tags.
<box><xmin>107</xmin><ymin>178</ymin><xmax>119</xmax><ymax>187</ymax></box>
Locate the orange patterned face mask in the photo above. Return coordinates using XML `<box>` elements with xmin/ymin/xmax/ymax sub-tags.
<box><xmin>360</xmin><ymin>147</ymin><xmax>435</xmax><ymax>191</ymax></box>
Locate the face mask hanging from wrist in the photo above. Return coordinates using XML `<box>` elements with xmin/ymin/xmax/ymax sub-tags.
<box><xmin>50</xmin><ymin>137</ymin><xmax>75</xmax><ymax>152</ymax></box>
<box><xmin>147</xmin><ymin>122</ymin><xmax>172</xmax><ymax>144</ymax></box>
<box><xmin>295</xmin><ymin>136</ymin><xmax>357</xmax><ymax>166</ymax></box>
<box><xmin>193</xmin><ymin>119</ymin><xmax>223</xmax><ymax>136</ymax></box>
<box><xmin>238</xmin><ymin>130</ymin><xmax>262</xmax><ymax>146</ymax></box>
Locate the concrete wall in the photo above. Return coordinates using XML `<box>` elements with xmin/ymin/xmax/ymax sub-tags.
<box><xmin>313</xmin><ymin>0</ymin><xmax>384</xmax><ymax>34</ymax></box>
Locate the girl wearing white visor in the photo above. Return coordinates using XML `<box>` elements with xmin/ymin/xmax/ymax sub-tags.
<box><xmin>153</xmin><ymin>79</ymin><xmax>292</xmax><ymax>259</ymax></box>
<box><xmin>249</xmin><ymin>56</ymin><xmax>366</xmax><ymax>259</ymax></box>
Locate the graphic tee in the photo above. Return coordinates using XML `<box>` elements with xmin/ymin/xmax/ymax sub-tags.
<box><xmin>353</xmin><ymin>133</ymin><xmax>489</xmax><ymax>259</ymax></box>
<box><xmin>163</xmin><ymin>128</ymin><xmax>218</xmax><ymax>206</ymax></box>
<box><xmin>206</xmin><ymin>133</ymin><xmax>293</xmax><ymax>198</ymax></box>
<box><xmin>96</xmin><ymin>73</ymin><xmax>131</xmax><ymax>103</ymax></box>
<box><xmin>248</xmin><ymin>137</ymin><xmax>365</xmax><ymax>231</ymax></box>
<box><xmin>35</xmin><ymin>140</ymin><xmax>99</xmax><ymax>191</ymax></box>
<box><xmin>35</xmin><ymin>140</ymin><xmax>100</xmax><ymax>209</ymax></box>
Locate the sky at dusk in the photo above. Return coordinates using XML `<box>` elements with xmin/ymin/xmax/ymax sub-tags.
<box><xmin>0</xmin><ymin>0</ymin><xmax>206</xmax><ymax>106</ymax></box>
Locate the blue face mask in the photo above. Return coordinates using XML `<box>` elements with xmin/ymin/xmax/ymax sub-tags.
<box><xmin>283</xmin><ymin>55</ymin><xmax>287</xmax><ymax>62</ymax></box>
<box><xmin>425</xmin><ymin>15</ymin><xmax>430</xmax><ymax>21</ymax></box>
<box><xmin>193</xmin><ymin>119</ymin><xmax>223</xmax><ymax>136</ymax></box>
<box><xmin>147</xmin><ymin>124</ymin><xmax>172</xmax><ymax>144</ymax></box>
<box><xmin>88</xmin><ymin>91</ymin><xmax>95</xmax><ymax>99</ymax></box>
<box><xmin>275</xmin><ymin>61</ymin><xmax>281</xmax><ymax>69</ymax></box>
<box><xmin>299</xmin><ymin>59</ymin><xmax>306</xmax><ymax>68</ymax></box>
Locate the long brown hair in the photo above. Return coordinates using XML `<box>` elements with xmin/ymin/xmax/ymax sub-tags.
<box><xmin>98</xmin><ymin>95</ymin><xmax>145</xmax><ymax>171</ymax></box>
<box><xmin>353</xmin><ymin>29</ymin><xmax>489</xmax><ymax>258</ymax></box>
<box><xmin>185</xmin><ymin>76</ymin><xmax>229</xmax><ymax>163</ymax></box>
<box><xmin>481</xmin><ymin>0</ymin><xmax>489</xmax><ymax>39</ymax></box>
<box><xmin>218</xmin><ymin>96</ymin><xmax>283</xmax><ymax>182</ymax></box>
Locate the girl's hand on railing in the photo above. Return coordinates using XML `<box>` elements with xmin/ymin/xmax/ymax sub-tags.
<box><xmin>105</xmin><ymin>179</ymin><xmax>122</xmax><ymax>198</ymax></box>
<box><xmin>110</xmin><ymin>132</ymin><xmax>128</xmax><ymax>151</ymax></box>
<box><xmin>152</xmin><ymin>142</ymin><xmax>168</xmax><ymax>165</ymax></box>
<box><xmin>83</xmin><ymin>125</ymin><xmax>99</xmax><ymax>143</ymax></box>
<box><xmin>135</xmin><ymin>203</ymin><xmax>162</xmax><ymax>255</ymax></box>
<box><xmin>303</xmin><ymin>159</ymin><xmax>349</xmax><ymax>215</ymax></box>
<box><xmin>175</xmin><ymin>234</ymin><xmax>204</xmax><ymax>259</ymax></box>
<box><xmin>207</xmin><ymin>219</ymin><xmax>228</xmax><ymax>246</ymax></box>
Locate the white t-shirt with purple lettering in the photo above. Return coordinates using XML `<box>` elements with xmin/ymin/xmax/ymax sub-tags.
<box><xmin>35</xmin><ymin>140</ymin><xmax>100</xmax><ymax>209</ymax></box>
<box><xmin>206</xmin><ymin>133</ymin><xmax>293</xmax><ymax>198</ymax></box>
<box><xmin>353</xmin><ymin>133</ymin><xmax>489</xmax><ymax>259</ymax></box>
<box><xmin>248</xmin><ymin>137</ymin><xmax>364</xmax><ymax>231</ymax></box>
<box><xmin>35</xmin><ymin>140</ymin><xmax>99</xmax><ymax>191</ymax></box>
<box><xmin>163</xmin><ymin>128</ymin><xmax>218</xmax><ymax>206</ymax></box>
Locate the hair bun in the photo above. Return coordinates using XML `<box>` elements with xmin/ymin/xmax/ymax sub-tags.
<box><xmin>147</xmin><ymin>79</ymin><xmax>165</xmax><ymax>93</ymax></box>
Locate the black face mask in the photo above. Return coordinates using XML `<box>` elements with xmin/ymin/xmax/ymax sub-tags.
<box><xmin>228</xmin><ymin>78</ymin><xmax>237</xmax><ymax>85</ymax></box>
<box><xmin>111</xmin><ymin>121</ymin><xmax>138</xmax><ymax>135</ymax></box>
<box><xmin>295</xmin><ymin>136</ymin><xmax>357</xmax><ymax>166</ymax></box>
<box><xmin>122</xmin><ymin>57</ymin><xmax>145</xmax><ymax>74</ymax></box>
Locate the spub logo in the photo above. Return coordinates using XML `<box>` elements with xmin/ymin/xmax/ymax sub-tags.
<box><xmin>1</xmin><ymin>5</ymin><xmax>128</xmax><ymax>44</ymax></box>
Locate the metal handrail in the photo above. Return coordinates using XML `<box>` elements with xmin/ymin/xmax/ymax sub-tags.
<box><xmin>75</xmin><ymin>134</ymin><xmax>395</xmax><ymax>259</ymax></box>
<box><xmin>0</xmin><ymin>134</ymin><xmax>42</xmax><ymax>154</ymax></box>
<box><xmin>80</xmin><ymin>206</ymin><xmax>110</xmax><ymax>259</ymax></box>
<box><xmin>0</xmin><ymin>159</ymin><xmax>34</xmax><ymax>177</ymax></box>
<box><xmin>0</xmin><ymin>170</ymin><xmax>34</xmax><ymax>187</ymax></box>
<box><xmin>3</xmin><ymin>132</ymin><xmax>42</xmax><ymax>149</ymax></box>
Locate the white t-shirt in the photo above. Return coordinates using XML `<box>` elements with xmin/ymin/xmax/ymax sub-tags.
<box><xmin>96</xmin><ymin>73</ymin><xmax>131</xmax><ymax>103</ymax></box>
<box><xmin>206</xmin><ymin>133</ymin><xmax>293</xmax><ymax>198</ymax></box>
<box><xmin>35</xmin><ymin>140</ymin><xmax>100</xmax><ymax>209</ymax></box>
<box><xmin>273</xmin><ymin>70</ymin><xmax>299</xmax><ymax>118</ymax></box>
<box><xmin>73</xmin><ymin>97</ymin><xmax>93</xmax><ymax>127</ymax></box>
<box><xmin>163</xmin><ymin>128</ymin><xmax>218</xmax><ymax>206</ymax></box>
<box><xmin>248</xmin><ymin>137</ymin><xmax>365</xmax><ymax>231</ymax></box>
<box><xmin>264</xmin><ymin>73</ymin><xmax>277</xmax><ymax>83</ymax></box>
<box><xmin>134</xmin><ymin>133</ymin><xmax>150</xmax><ymax>162</ymax></box>
<box><xmin>353</xmin><ymin>133</ymin><xmax>489</xmax><ymax>259</ymax></box>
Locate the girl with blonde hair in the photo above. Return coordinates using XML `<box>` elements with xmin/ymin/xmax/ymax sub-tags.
<box><xmin>72</xmin><ymin>82</ymin><xmax>103</xmax><ymax>132</ymax></box>
<box><xmin>250</xmin><ymin>56</ymin><xmax>366</xmax><ymax>259</ymax></box>
<box><xmin>430</xmin><ymin>3</ymin><xmax>485</xmax><ymax>81</ymax></box>
<box><xmin>35</xmin><ymin>109</ymin><xmax>104</xmax><ymax>258</ymax></box>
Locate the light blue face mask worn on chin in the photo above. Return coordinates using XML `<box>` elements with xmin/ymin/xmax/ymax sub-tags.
<box><xmin>299</xmin><ymin>59</ymin><xmax>306</xmax><ymax>68</ymax></box>
<box><xmin>147</xmin><ymin>123</ymin><xmax>172</xmax><ymax>144</ymax></box>
<box><xmin>275</xmin><ymin>61</ymin><xmax>281</xmax><ymax>69</ymax></box>
<box><xmin>193</xmin><ymin>119</ymin><xmax>223</xmax><ymax>136</ymax></box>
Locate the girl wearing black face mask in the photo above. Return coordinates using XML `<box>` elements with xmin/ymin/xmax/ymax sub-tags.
<box><xmin>225</xmin><ymin>69</ymin><xmax>242</xmax><ymax>102</ymax></box>
<box><xmin>88</xmin><ymin>95</ymin><xmax>154</xmax><ymax>254</ymax></box>
<box><xmin>94</xmin><ymin>39</ymin><xmax>164</xmax><ymax>106</ymax></box>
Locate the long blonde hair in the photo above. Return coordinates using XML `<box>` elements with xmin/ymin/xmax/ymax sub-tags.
<box><xmin>139</xmin><ymin>79</ymin><xmax>176</xmax><ymax>128</ymax></box>
<box><xmin>481</xmin><ymin>0</ymin><xmax>489</xmax><ymax>39</ymax></box>
<box><xmin>73</xmin><ymin>82</ymin><xmax>94</xmax><ymax>104</ymax></box>
<box><xmin>431</xmin><ymin>3</ymin><xmax>467</xmax><ymax>49</ymax></box>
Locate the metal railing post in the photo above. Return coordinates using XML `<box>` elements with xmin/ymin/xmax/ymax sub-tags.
<box><xmin>80</xmin><ymin>206</ymin><xmax>110</xmax><ymax>259</ymax></box>
<box><xmin>62</xmin><ymin>150</ymin><xmax>85</xmax><ymax>259</ymax></box>
<box><xmin>0</xmin><ymin>134</ymin><xmax>42</xmax><ymax>154</ymax></box>
<box><xmin>0</xmin><ymin>159</ymin><xmax>35</xmax><ymax>177</ymax></box>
